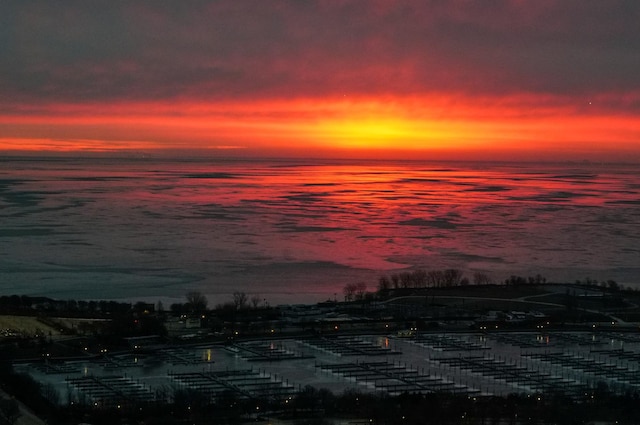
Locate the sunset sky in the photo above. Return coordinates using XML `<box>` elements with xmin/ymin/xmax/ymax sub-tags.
<box><xmin>1</xmin><ymin>1</ymin><xmax>639</xmax><ymax>161</ymax></box>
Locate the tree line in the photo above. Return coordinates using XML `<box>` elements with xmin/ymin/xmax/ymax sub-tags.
<box><xmin>376</xmin><ymin>269</ymin><xmax>493</xmax><ymax>292</ymax></box>
<box><xmin>0</xmin><ymin>295</ymin><xmax>135</xmax><ymax>316</ymax></box>
<box><xmin>342</xmin><ymin>269</ymin><xmax>555</xmax><ymax>301</ymax></box>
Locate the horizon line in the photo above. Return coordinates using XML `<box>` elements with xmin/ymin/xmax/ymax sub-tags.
<box><xmin>2</xmin><ymin>148</ymin><xmax>639</xmax><ymax>166</ymax></box>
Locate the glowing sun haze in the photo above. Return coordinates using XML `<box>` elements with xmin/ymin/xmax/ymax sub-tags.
<box><xmin>1</xmin><ymin>1</ymin><xmax>639</xmax><ymax>161</ymax></box>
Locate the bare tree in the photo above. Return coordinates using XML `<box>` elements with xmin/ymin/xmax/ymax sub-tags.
<box><xmin>250</xmin><ymin>294</ymin><xmax>262</xmax><ymax>309</ymax></box>
<box><xmin>378</xmin><ymin>275</ymin><xmax>391</xmax><ymax>292</ymax></box>
<box><xmin>443</xmin><ymin>269</ymin><xmax>464</xmax><ymax>287</ymax></box>
<box><xmin>233</xmin><ymin>291</ymin><xmax>248</xmax><ymax>310</ymax></box>
<box><xmin>343</xmin><ymin>283</ymin><xmax>357</xmax><ymax>302</ymax></box>
<box><xmin>355</xmin><ymin>282</ymin><xmax>367</xmax><ymax>300</ymax></box>
<box><xmin>473</xmin><ymin>272</ymin><xmax>493</xmax><ymax>285</ymax></box>
<box><xmin>185</xmin><ymin>291</ymin><xmax>208</xmax><ymax>312</ymax></box>
<box><xmin>399</xmin><ymin>272</ymin><xmax>412</xmax><ymax>288</ymax></box>
<box><xmin>390</xmin><ymin>274</ymin><xmax>400</xmax><ymax>289</ymax></box>
<box><xmin>412</xmin><ymin>269</ymin><xmax>428</xmax><ymax>288</ymax></box>
<box><xmin>427</xmin><ymin>270</ymin><xmax>445</xmax><ymax>287</ymax></box>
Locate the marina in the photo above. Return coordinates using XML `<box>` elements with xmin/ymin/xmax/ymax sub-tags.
<box><xmin>15</xmin><ymin>330</ymin><xmax>640</xmax><ymax>407</ymax></box>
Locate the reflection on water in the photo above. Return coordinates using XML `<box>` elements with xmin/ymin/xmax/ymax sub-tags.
<box><xmin>203</xmin><ymin>348</ymin><xmax>212</xmax><ymax>362</ymax></box>
<box><xmin>1</xmin><ymin>157</ymin><xmax>639</xmax><ymax>304</ymax></box>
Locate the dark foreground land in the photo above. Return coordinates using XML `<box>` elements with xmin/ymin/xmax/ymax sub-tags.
<box><xmin>2</xmin><ymin>280</ymin><xmax>640</xmax><ymax>424</ymax></box>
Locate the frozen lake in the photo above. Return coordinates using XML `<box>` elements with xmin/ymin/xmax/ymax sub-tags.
<box><xmin>2</xmin><ymin>158</ymin><xmax>640</xmax><ymax>306</ymax></box>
